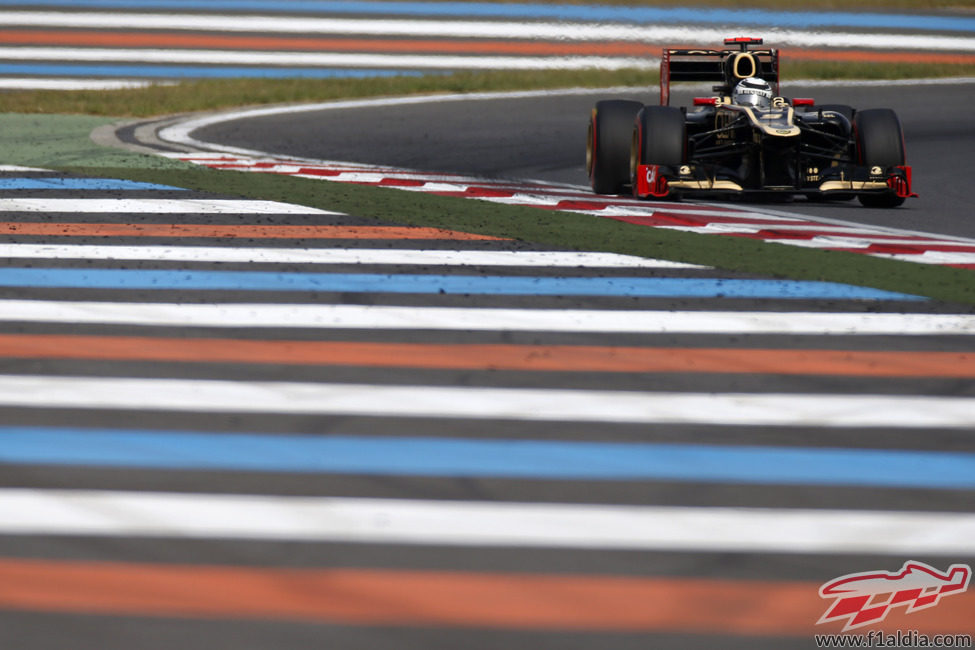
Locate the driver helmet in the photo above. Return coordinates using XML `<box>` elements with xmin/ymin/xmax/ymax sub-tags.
<box><xmin>733</xmin><ymin>77</ymin><xmax>773</xmax><ymax>108</ymax></box>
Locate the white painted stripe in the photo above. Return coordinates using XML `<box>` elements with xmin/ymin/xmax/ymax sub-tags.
<box><xmin>0</xmin><ymin>165</ymin><xmax>49</xmax><ymax>172</ymax></box>
<box><xmin>0</xmin><ymin>77</ymin><xmax>163</xmax><ymax>90</ymax></box>
<box><xmin>0</xmin><ymin>12</ymin><xmax>971</xmax><ymax>52</ymax></box>
<box><xmin>565</xmin><ymin>205</ymin><xmax>808</xmax><ymax>221</ymax></box>
<box><xmin>212</xmin><ymin>162</ymin><xmax>368</xmax><ymax>174</ymax></box>
<box><xmin>0</xmin><ymin>375</ymin><xmax>973</xmax><ymax>428</ymax></box>
<box><xmin>0</xmin><ymin>198</ymin><xmax>336</xmax><ymax>215</ymax></box>
<box><xmin>0</xmin><ymin>244</ymin><xmax>704</xmax><ymax>269</ymax></box>
<box><xmin>0</xmin><ymin>47</ymin><xmax>651</xmax><ymax>71</ymax></box>
<box><xmin>1</xmin><ymin>300</ymin><xmax>972</xmax><ymax>335</ymax></box>
<box><xmin>297</xmin><ymin>171</ymin><xmax>428</xmax><ymax>183</ymax></box>
<box><xmin>779</xmin><ymin>236</ymin><xmax>953</xmax><ymax>250</ymax></box>
<box><xmin>872</xmin><ymin>251</ymin><xmax>975</xmax><ymax>265</ymax></box>
<box><xmin>221</xmin><ymin>164</ymin><xmax>528</xmax><ymax>189</ymax></box>
<box><xmin>1</xmin><ymin>489</ymin><xmax>972</xmax><ymax>555</ymax></box>
<box><xmin>176</xmin><ymin>159</ymin><xmax>614</xmax><ymax>200</ymax></box>
<box><xmin>492</xmin><ymin>193</ymin><xmax>631</xmax><ymax>207</ymax></box>
<box><xmin>722</xmin><ymin>203</ymin><xmax>975</xmax><ymax>246</ymax></box>
<box><xmin>658</xmin><ymin>223</ymin><xmax>894</xmax><ymax>236</ymax></box>
<box><xmin>382</xmin><ymin>180</ymin><xmax>492</xmax><ymax>193</ymax></box>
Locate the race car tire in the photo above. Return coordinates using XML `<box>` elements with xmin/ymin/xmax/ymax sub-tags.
<box><xmin>855</xmin><ymin>108</ymin><xmax>906</xmax><ymax>208</ymax></box>
<box><xmin>631</xmin><ymin>106</ymin><xmax>686</xmax><ymax>199</ymax></box>
<box><xmin>588</xmin><ymin>99</ymin><xmax>643</xmax><ymax>194</ymax></box>
<box><xmin>632</xmin><ymin>105</ymin><xmax>686</xmax><ymax>168</ymax></box>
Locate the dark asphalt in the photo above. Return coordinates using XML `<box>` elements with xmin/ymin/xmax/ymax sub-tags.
<box><xmin>194</xmin><ymin>81</ymin><xmax>975</xmax><ymax>239</ymax></box>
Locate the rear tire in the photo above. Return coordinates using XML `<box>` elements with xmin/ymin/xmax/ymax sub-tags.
<box><xmin>588</xmin><ymin>100</ymin><xmax>643</xmax><ymax>194</ymax></box>
<box><xmin>855</xmin><ymin>108</ymin><xmax>906</xmax><ymax>208</ymax></box>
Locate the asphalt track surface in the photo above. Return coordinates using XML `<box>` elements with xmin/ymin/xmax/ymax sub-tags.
<box><xmin>1</xmin><ymin>87</ymin><xmax>974</xmax><ymax>649</ymax></box>
<box><xmin>195</xmin><ymin>81</ymin><xmax>975</xmax><ymax>239</ymax></box>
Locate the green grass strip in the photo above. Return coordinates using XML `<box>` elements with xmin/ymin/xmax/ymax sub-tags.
<box><xmin>0</xmin><ymin>113</ymin><xmax>193</xmax><ymax>170</ymax></box>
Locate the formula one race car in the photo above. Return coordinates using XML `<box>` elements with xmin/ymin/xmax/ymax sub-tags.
<box><xmin>586</xmin><ymin>38</ymin><xmax>916</xmax><ymax>207</ymax></box>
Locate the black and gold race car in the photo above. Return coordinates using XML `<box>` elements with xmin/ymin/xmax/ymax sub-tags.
<box><xmin>586</xmin><ymin>38</ymin><xmax>916</xmax><ymax>207</ymax></box>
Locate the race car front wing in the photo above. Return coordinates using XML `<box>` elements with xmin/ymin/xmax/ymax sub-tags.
<box><xmin>634</xmin><ymin>163</ymin><xmax>917</xmax><ymax>200</ymax></box>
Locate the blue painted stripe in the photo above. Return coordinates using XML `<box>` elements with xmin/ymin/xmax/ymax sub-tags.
<box><xmin>0</xmin><ymin>178</ymin><xmax>184</xmax><ymax>191</ymax></box>
<box><xmin>0</xmin><ymin>64</ymin><xmax>422</xmax><ymax>79</ymax></box>
<box><xmin>0</xmin><ymin>268</ymin><xmax>922</xmax><ymax>300</ymax></box>
<box><xmin>3</xmin><ymin>0</ymin><xmax>972</xmax><ymax>32</ymax></box>
<box><xmin>1</xmin><ymin>427</ymin><xmax>973</xmax><ymax>489</ymax></box>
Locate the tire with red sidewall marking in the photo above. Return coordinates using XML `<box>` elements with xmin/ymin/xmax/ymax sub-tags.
<box><xmin>588</xmin><ymin>99</ymin><xmax>643</xmax><ymax>194</ymax></box>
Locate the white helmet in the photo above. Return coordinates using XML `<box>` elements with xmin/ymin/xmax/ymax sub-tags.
<box><xmin>733</xmin><ymin>77</ymin><xmax>773</xmax><ymax>108</ymax></box>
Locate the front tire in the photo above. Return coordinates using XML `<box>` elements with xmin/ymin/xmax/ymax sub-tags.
<box><xmin>855</xmin><ymin>108</ymin><xmax>906</xmax><ymax>208</ymax></box>
<box><xmin>588</xmin><ymin>100</ymin><xmax>643</xmax><ymax>194</ymax></box>
<box><xmin>631</xmin><ymin>105</ymin><xmax>686</xmax><ymax>197</ymax></box>
<box><xmin>632</xmin><ymin>105</ymin><xmax>686</xmax><ymax>168</ymax></box>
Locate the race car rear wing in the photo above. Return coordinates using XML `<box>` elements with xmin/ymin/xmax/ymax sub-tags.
<box><xmin>660</xmin><ymin>37</ymin><xmax>779</xmax><ymax>106</ymax></box>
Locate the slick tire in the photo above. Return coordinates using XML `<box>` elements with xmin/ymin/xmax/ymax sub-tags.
<box><xmin>631</xmin><ymin>105</ymin><xmax>686</xmax><ymax>198</ymax></box>
<box><xmin>855</xmin><ymin>108</ymin><xmax>906</xmax><ymax>208</ymax></box>
<box><xmin>588</xmin><ymin>99</ymin><xmax>643</xmax><ymax>194</ymax></box>
<box><xmin>632</xmin><ymin>105</ymin><xmax>686</xmax><ymax>168</ymax></box>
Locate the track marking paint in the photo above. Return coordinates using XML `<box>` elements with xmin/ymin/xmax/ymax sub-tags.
<box><xmin>7</xmin><ymin>2</ymin><xmax>975</xmax><ymax>32</ymax></box>
<box><xmin>3</xmin><ymin>428</ymin><xmax>975</xmax><ymax>489</ymax></box>
<box><xmin>0</xmin><ymin>63</ymin><xmax>413</xmax><ymax>79</ymax></box>
<box><xmin>0</xmin><ymin>222</ymin><xmax>503</xmax><ymax>240</ymax></box>
<box><xmin>0</xmin><ymin>375</ymin><xmax>973</xmax><ymax>428</ymax></box>
<box><xmin>0</xmin><ymin>177</ymin><xmax>184</xmax><ymax>191</ymax></box>
<box><xmin>4</xmin><ymin>31</ymin><xmax>972</xmax><ymax>66</ymax></box>
<box><xmin>0</xmin><ymin>77</ymin><xmax>159</xmax><ymax>90</ymax></box>
<box><xmin>2</xmin><ymin>490</ymin><xmax>974</xmax><ymax>555</ymax></box>
<box><xmin>0</xmin><ymin>12</ymin><xmax>971</xmax><ymax>51</ymax></box>
<box><xmin>0</xmin><ymin>300</ymin><xmax>971</xmax><ymax>334</ymax></box>
<box><xmin>0</xmin><ymin>197</ymin><xmax>335</xmax><ymax>214</ymax></box>
<box><xmin>0</xmin><ymin>268</ymin><xmax>923</xmax><ymax>300</ymax></box>
<box><xmin>0</xmin><ymin>46</ymin><xmax>649</xmax><ymax>71</ymax></box>
<box><xmin>1</xmin><ymin>334</ymin><xmax>970</xmax><ymax>377</ymax></box>
<box><xmin>0</xmin><ymin>558</ymin><xmax>972</xmax><ymax>635</ymax></box>
<box><xmin>0</xmin><ymin>244</ymin><xmax>700</xmax><ymax>268</ymax></box>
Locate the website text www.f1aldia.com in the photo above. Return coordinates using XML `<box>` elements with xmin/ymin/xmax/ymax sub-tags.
<box><xmin>815</xmin><ymin>630</ymin><xmax>973</xmax><ymax>648</ymax></box>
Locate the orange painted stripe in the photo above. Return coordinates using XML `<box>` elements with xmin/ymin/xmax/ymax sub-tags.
<box><xmin>3</xmin><ymin>30</ymin><xmax>973</xmax><ymax>64</ymax></box>
<box><xmin>2</xmin><ymin>29</ymin><xmax>644</xmax><ymax>56</ymax></box>
<box><xmin>1</xmin><ymin>558</ymin><xmax>974</xmax><ymax>635</ymax></box>
<box><xmin>1</xmin><ymin>334</ymin><xmax>972</xmax><ymax>377</ymax></box>
<box><xmin>0</xmin><ymin>222</ymin><xmax>502</xmax><ymax>240</ymax></box>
